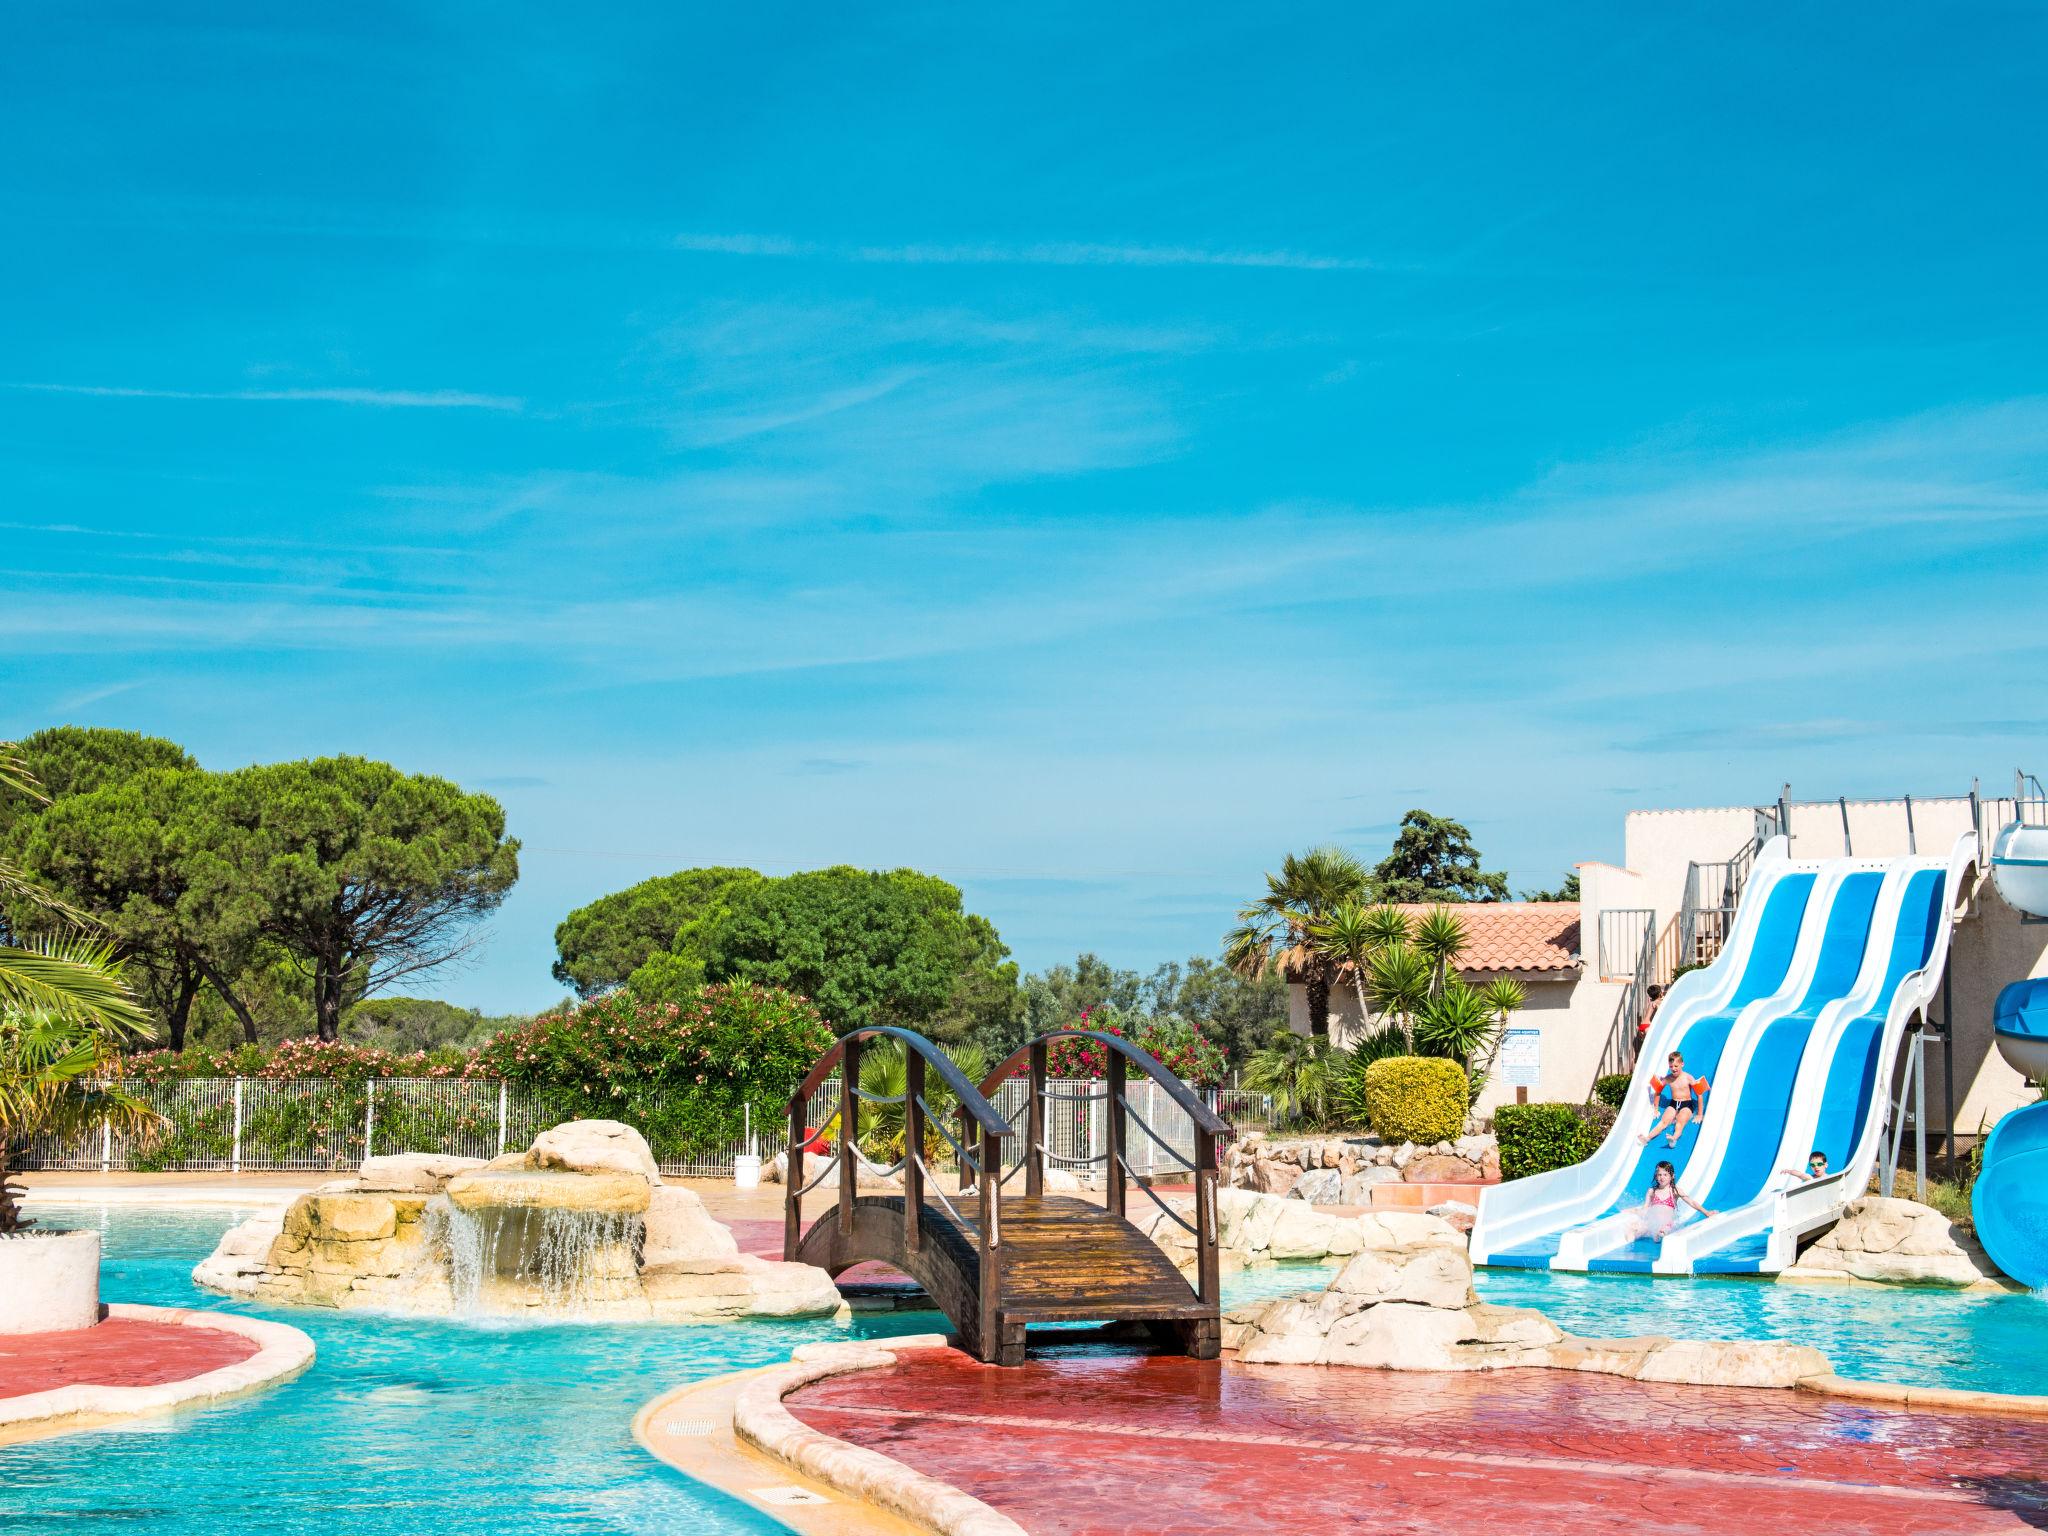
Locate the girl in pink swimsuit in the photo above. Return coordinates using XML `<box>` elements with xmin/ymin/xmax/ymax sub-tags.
<box><xmin>1624</xmin><ymin>1160</ymin><xmax>1712</xmax><ymax>1240</ymax></box>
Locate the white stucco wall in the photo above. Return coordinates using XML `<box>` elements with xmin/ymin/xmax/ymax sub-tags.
<box><xmin>1286</xmin><ymin>966</ymin><xmax>1625</xmax><ymax>1118</ymax></box>
<box><xmin>1929</xmin><ymin>877</ymin><xmax>2045</xmax><ymax>1140</ymax></box>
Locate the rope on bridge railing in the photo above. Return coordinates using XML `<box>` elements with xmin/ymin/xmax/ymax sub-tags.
<box><xmin>1041</xmin><ymin>1087</ymin><xmax>1108</xmax><ymax>1103</ymax></box>
<box><xmin>919</xmin><ymin>1093</ymin><xmax>982</xmax><ymax>1176</ymax></box>
<box><xmin>1117</xmin><ymin>1095</ymin><xmax>1198</xmax><ymax>1173</ymax></box>
<box><xmin>796</xmin><ymin>1156</ymin><xmax>840</xmax><ymax>1198</ymax></box>
<box><xmin>1038</xmin><ymin>1140</ymin><xmax>1110</xmax><ymax>1167</ymax></box>
<box><xmin>849</xmin><ymin>1086</ymin><xmax>907</xmax><ymax>1105</ymax></box>
<box><xmin>1118</xmin><ymin>1151</ymin><xmax>1197</xmax><ymax>1236</ymax></box>
<box><xmin>915</xmin><ymin>1153</ymin><xmax>977</xmax><ymax>1234</ymax></box>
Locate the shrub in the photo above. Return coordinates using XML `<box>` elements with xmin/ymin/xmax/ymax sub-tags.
<box><xmin>467</xmin><ymin>982</ymin><xmax>833</xmax><ymax>1156</ymax></box>
<box><xmin>1042</xmin><ymin>1009</ymin><xmax>1227</xmax><ymax>1087</ymax></box>
<box><xmin>1494</xmin><ymin>1101</ymin><xmax>1616</xmax><ymax>1180</ymax></box>
<box><xmin>1592</xmin><ymin>1073</ymin><xmax>1631</xmax><ymax>1109</ymax></box>
<box><xmin>1361</xmin><ymin>1055</ymin><xmax>1468</xmax><ymax>1145</ymax></box>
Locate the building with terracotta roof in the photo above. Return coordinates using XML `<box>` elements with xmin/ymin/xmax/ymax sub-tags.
<box><xmin>1282</xmin><ymin>899</ymin><xmax>1614</xmax><ymax>1112</ymax></box>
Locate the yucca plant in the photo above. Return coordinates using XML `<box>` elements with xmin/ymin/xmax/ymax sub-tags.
<box><xmin>1366</xmin><ymin>942</ymin><xmax>1432</xmax><ymax>1053</ymax></box>
<box><xmin>1412</xmin><ymin>906</ymin><xmax>1469</xmax><ymax>993</ymax></box>
<box><xmin>1310</xmin><ymin>901</ymin><xmax>1412</xmax><ymax>1025</ymax></box>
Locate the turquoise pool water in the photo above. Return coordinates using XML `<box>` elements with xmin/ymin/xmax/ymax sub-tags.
<box><xmin>4</xmin><ymin>1205</ymin><xmax>942</xmax><ymax>1534</ymax></box>
<box><xmin>4</xmin><ymin>1207</ymin><xmax>1337</xmax><ymax>1533</ymax></box>
<box><xmin>1475</xmin><ymin>1265</ymin><xmax>2048</xmax><ymax>1396</ymax></box>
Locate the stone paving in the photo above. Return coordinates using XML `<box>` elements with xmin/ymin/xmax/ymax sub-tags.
<box><xmin>785</xmin><ymin>1345</ymin><xmax>2048</xmax><ymax>1534</ymax></box>
<box><xmin>0</xmin><ymin>1316</ymin><xmax>259</xmax><ymax>1399</ymax></box>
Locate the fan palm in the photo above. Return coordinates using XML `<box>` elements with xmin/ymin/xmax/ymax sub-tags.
<box><xmin>1240</xmin><ymin>1029</ymin><xmax>1351</xmax><ymax>1129</ymax></box>
<box><xmin>1226</xmin><ymin>847</ymin><xmax>1370</xmax><ymax>1037</ymax></box>
<box><xmin>854</xmin><ymin>1039</ymin><xmax>988</xmax><ymax>1164</ymax></box>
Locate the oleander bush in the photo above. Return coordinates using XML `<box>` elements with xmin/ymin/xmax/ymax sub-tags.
<box><xmin>468</xmin><ymin>982</ymin><xmax>834</xmax><ymax>1159</ymax></box>
<box><xmin>1360</xmin><ymin>1055</ymin><xmax>1468</xmax><ymax>1145</ymax></box>
<box><xmin>1592</xmin><ymin>1073</ymin><xmax>1632</xmax><ymax>1109</ymax></box>
<box><xmin>1494</xmin><ymin>1100</ymin><xmax>1616</xmax><ymax>1180</ymax></box>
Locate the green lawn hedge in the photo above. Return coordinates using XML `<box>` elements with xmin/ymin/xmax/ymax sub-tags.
<box><xmin>1361</xmin><ymin>1055</ymin><xmax>1468</xmax><ymax>1145</ymax></box>
<box><xmin>1493</xmin><ymin>1100</ymin><xmax>1616</xmax><ymax>1179</ymax></box>
<box><xmin>1592</xmin><ymin>1073</ymin><xmax>1631</xmax><ymax>1109</ymax></box>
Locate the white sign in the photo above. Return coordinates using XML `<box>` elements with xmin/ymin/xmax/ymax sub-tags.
<box><xmin>1500</xmin><ymin>1027</ymin><xmax>1541</xmax><ymax>1088</ymax></box>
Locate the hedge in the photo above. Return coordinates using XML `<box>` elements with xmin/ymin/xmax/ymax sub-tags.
<box><xmin>1592</xmin><ymin>1073</ymin><xmax>1631</xmax><ymax>1109</ymax></box>
<box><xmin>1494</xmin><ymin>1100</ymin><xmax>1616</xmax><ymax>1180</ymax></box>
<box><xmin>1361</xmin><ymin>1056</ymin><xmax>1468</xmax><ymax>1145</ymax></box>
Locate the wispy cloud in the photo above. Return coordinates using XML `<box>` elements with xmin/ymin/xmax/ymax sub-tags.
<box><xmin>3</xmin><ymin>382</ymin><xmax>524</xmax><ymax>411</ymax></box>
<box><xmin>53</xmin><ymin>679</ymin><xmax>142</xmax><ymax>712</ymax></box>
<box><xmin>673</xmin><ymin>232</ymin><xmax>1374</xmax><ymax>273</ymax></box>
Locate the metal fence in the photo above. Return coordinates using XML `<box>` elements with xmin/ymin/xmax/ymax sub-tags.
<box><xmin>13</xmin><ymin>1075</ymin><xmax>1269</xmax><ymax>1180</ymax></box>
<box><xmin>16</xmin><ymin>1077</ymin><xmax>839</xmax><ymax>1180</ymax></box>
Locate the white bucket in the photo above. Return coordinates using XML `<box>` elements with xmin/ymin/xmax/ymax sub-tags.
<box><xmin>732</xmin><ymin>1154</ymin><xmax>762</xmax><ymax>1191</ymax></box>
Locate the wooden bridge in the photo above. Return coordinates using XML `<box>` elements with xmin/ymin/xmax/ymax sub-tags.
<box><xmin>784</xmin><ymin>1028</ymin><xmax>1230</xmax><ymax>1365</ymax></box>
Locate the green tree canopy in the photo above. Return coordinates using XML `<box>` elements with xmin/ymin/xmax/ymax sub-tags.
<box><xmin>552</xmin><ymin>866</ymin><xmax>759</xmax><ymax>996</ymax></box>
<box><xmin>197</xmin><ymin>757</ymin><xmax>519</xmax><ymax>1041</ymax></box>
<box><xmin>1519</xmin><ymin>871</ymin><xmax>1581</xmax><ymax>902</ymax></box>
<box><xmin>647</xmin><ymin>866</ymin><xmax>1018</xmax><ymax>1044</ymax></box>
<box><xmin>1369</xmin><ymin>810</ymin><xmax>1509</xmax><ymax>903</ymax></box>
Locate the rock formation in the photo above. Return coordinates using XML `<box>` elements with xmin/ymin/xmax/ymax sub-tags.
<box><xmin>194</xmin><ymin>1122</ymin><xmax>843</xmax><ymax>1323</ymax></box>
<box><xmin>1225</xmin><ymin>1132</ymin><xmax>1499</xmax><ymax>1203</ymax></box>
<box><xmin>1781</xmin><ymin>1195</ymin><xmax>2007</xmax><ymax>1288</ymax></box>
<box><xmin>1227</xmin><ymin>1234</ymin><xmax>1832</xmax><ymax>1388</ymax></box>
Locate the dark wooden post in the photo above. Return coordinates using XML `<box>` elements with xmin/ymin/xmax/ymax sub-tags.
<box><xmin>904</xmin><ymin>1048</ymin><xmax>925</xmax><ymax>1255</ymax></box>
<box><xmin>1106</xmin><ymin>1051</ymin><xmax>1127</xmax><ymax>1220</ymax></box>
<box><xmin>838</xmin><ymin>1035</ymin><xmax>860</xmax><ymax>1240</ymax></box>
<box><xmin>1026</xmin><ymin>1039</ymin><xmax>1047</xmax><ymax>1199</ymax></box>
<box><xmin>958</xmin><ymin>1105</ymin><xmax>975</xmax><ymax>1194</ymax></box>
<box><xmin>1194</xmin><ymin>1125</ymin><xmax>1219</xmax><ymax>1309</ymax></box>
<box><xmin>977</xmin><ymin>1122</ymin><xmax>1001</xmax><ymax>1360</ymax></box>
<box><xmin>784</xmin><ymin>1093</ymin><xmax>804</xmax><ymax>1261</ymax></box>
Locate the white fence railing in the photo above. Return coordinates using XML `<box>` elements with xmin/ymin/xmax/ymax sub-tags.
<box><xmin>14</xmin><ymin>1076</ymin><xmax>1271</xmax><ymax>1180</ymax></box>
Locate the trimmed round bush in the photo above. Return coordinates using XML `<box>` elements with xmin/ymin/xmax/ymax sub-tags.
<box><xmin>1592</xmin><ymin>1073</ymin><xmax>1631</xmax><ymax>1109</ymax></box>
<box><xmin>1494</xmin><ymin>1100</ymin><xmax>1616</xmax><ymax>1180</ymax></box>
<box><xmin>1361</xmin><ymin>1055</ymin><xmax>1468</xmax><ymax>1145</ymax></box>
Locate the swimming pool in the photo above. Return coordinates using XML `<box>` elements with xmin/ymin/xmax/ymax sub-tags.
<box><xmin>1475</xmin><ymin>1265</ymin><xmax>2048</xmax><ymax>1396</ymax></box>
<box><xmin>4</xmin><ymin>1206</ymin><xmax>1340</xmax><ymax>1533</ymax></box>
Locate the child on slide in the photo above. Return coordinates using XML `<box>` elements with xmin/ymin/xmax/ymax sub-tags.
<box><xmin>1623</xmin><ymin>1160</ymin><xmax>1713</xmax><ymax>1240</ymax></box>
<box><xmin>1639</xmin><ymin>1050</ymin><xmax>1703</xmax><ymax>1147</ymax></box>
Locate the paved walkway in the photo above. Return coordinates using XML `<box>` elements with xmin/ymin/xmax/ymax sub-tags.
<box><xmin>0</xmin><ymin>1316</ymin><xmax>259</xmax><ymax>1399</ymax></box>
<box><xmin>786</xmin><ymin>1346</ymin><xmax>2048</xmax><ymax>1535</ymax></box>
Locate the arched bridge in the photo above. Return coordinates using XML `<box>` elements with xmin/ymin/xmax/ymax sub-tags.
<box><xmin>784</xmin><ymin>1028</ymin><xmax>1230</xmax><ymax>1365</ymax></box>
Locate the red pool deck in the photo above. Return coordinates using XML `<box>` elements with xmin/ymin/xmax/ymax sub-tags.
<box><xmin>786</xmin><ymin>1347</ymin><xmax>2048</xmax><ymax>1535</ymax></box>
<box><xmin>0</xmin><ymin>1316</ymin><xmax>258</xmax><ymax>1399</ymax></box>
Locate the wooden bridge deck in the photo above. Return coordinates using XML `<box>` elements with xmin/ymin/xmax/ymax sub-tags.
<box><xmin>786</xmin><ymin>1025</ymin><xmax>1228</xmax><ymax>1366</ymax></box>
<box><xmin>791</xmin><ymin>1192</ymin><xmax>1217</xmax><ymax>1365</ymax></box>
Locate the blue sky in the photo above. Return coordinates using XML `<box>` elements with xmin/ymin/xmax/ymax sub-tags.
<box><xmin>5</xmin><ymin>5</ymin><xmax>2046</xmax><ymax>1012</ymax></box>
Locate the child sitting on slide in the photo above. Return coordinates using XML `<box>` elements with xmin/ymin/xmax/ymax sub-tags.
<box><xmin>1623</xmin><ymin>1160</ymin><xmax>1714</xmax><ymax>1240</ymax></box>
<box><xmin>1639</xmin><ymin>1050</ymin><xmax>1705</xmax><ymax>1147</ymax></box>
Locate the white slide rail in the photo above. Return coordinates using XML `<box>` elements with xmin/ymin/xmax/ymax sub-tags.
<box><xmin>1471</xmin><ymin>837</ymin><xmax>1804</xmax><ymax>1264</ymax></box>
<box><xmin>1651</xmin><ymin>854</ymin><xmax>1946</xmax><ymax>1273</ymax></box>
<box><xmin>1556</xmin><ymin>858</ymin><xmax>1863</xmax><ymax>1269</ymax></box>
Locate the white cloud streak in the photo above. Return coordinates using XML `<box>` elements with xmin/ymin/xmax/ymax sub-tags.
<box><xmin>672</xmin><ymin>232</ymin><xmax>1373</xmax><ymax>273</ymax></box>
<box><xmin>3</xmin><ymin>382</ymin><xmax>524</xmax><ymax>411</ymax></box>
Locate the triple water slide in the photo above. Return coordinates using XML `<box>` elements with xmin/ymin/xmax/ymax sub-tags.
<box><xmin>1472</xmin><ymin>832</ymin><xmax>1976</xmax><ymax>1276</ymax></box>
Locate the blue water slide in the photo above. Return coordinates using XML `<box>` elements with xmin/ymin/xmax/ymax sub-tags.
<box><xmin>1656</xmin><ymin>840</ymin><xmax>1972</xmax><ymax>1277</ymax></box>
<box><xmin>1972</xmin><ymin>977</ymin><xmax>2048</xmax><ymax>1289</ymax></box>
<box><xmin>1470</xmin><ymin>847</ymin><xmax>1819</xmax><ymax>1271</ymax></box>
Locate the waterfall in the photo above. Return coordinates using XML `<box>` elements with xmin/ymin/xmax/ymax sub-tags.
<box><xmin>426</xmin><ymin>1195</ymin><xmax>643</xmax><ymax>1319</ymax></box>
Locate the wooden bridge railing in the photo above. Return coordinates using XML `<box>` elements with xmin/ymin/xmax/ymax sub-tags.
<box><xmin>786</xmin><ymin>1025</ymin><xmax>1014</xmax><ymax>1348</ymax></box>
<box><xmin>976</xmin><ymin>1030</ymin><xmax>1232</xmax><ymax>1313</ymax></box>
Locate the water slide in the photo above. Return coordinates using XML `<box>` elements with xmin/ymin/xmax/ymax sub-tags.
<box><xmin>1972</xmin><ymin>822</ymin><xmax>2048</xmax><ymax>1289</ymax></box>
<box><xmin>1472</xmin><ymin>833</ymin><xmax>1975</xmax><ymax>1276</ymax></box>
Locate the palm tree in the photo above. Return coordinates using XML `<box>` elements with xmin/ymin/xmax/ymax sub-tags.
<box><xmin>1226</xmin><ymin>847</ymin><xmax>1370</xmax><ymax>1037</ymax></box>
<box><xmin>1</xmin><ymin>745</ymin><xmax>158</xmax><ymax>1231</ymax></box>
<box><xmin>1366</xmin><ymin>942</ymin><xmax>1432</xmax><ymax>1053</ymax></box>
<box><xmin>1412</xmin><ymin>907</ymin><xmax>1469</xmax><ymax>994</ymax></box>
<box><xmin>1241</xmin><ymin>1029</ymin><xmax>1351</xmax><ymax>1129</ymax></box>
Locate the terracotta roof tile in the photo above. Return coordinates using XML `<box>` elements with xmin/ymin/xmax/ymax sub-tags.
<box><xmin>1281</xmin><ymin>902</ymin><xmax>1582</xmax><ymax>980</ymax></box>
